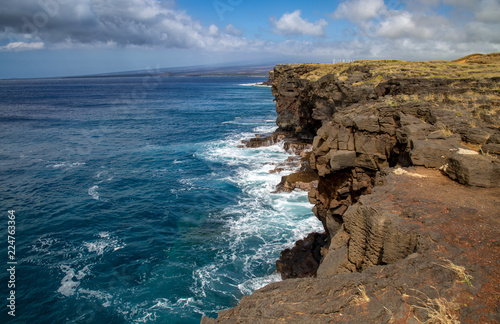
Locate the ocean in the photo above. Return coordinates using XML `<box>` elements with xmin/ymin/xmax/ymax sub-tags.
<box><xmin>0</xmin><ymin>76</ymin><xmax>323</xmax><ymax>323</ymax></box>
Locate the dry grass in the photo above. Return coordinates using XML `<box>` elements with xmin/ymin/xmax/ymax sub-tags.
<box><xmin>385</xmin><ymin>99</ymin><xmax>399</xmax><ymax>107</ymax></box>
<box><xmin>351</xmin><ymin>285</ymin><xmax>370</xmax><ymax>305</ymax></box>
<box><xmin>461</xmin><ymin>141</ymin><xmax>482</xmax><ymax>152</ymax></box>
<box><xmin>437</xmin><ymin>125</ymin><xmax>454</xmax><ymax>137</ymax></box>
<box><xmin>294</xmin><ymin>53</ymin><xmax>500</xmax><ymax>82</ymax></box>
<box><xmin>452</xmin><ymin>53</ymin><xmax>485</xmax><ymax>64</ymax></box>
<box><xmin>384</xmin><ymin>306</ymin><xmax>395</xmax><ymax>323</ymax></box>
<box><xmin>411</xmin><ymin>291</ymin><xmax>460</xmax><ymax>324</ymax></box>
<box><xmin>393</xmin><ymin>91</ymin><xmax>499</xmax><ymax>106</ymax></box>
<box><xmin>452</xmin><ymin>52</ymin><xmax>500</xmax><ymax>64</ymax></box>
<box><xmin>387</xmin><ymin>89</ymin><xmax>499</xmax><ymax>129</ymax></box>
<box><xmin>353</xmin><ymin>74</ymin><xmax>385</xmax><ymax>86</ymax></box>
<box><xmin>299</xmin><ymin>63</ymin><xmax>350</xmax><ymax>81</ymax></box>
<box><xmin>436</xmin><ymin>259</ymin><xmax>473</xmax><ymax>286</ymax></box>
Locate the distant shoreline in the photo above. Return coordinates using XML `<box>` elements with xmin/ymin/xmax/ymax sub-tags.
<box><xmin>0</xmin><ymin>73</ymin><xmax>269</xmax><ymax>81</ymax></box>
<box><xmin>18</xmin><ymin>63</ymin><xmax>275</xmax><ymax>80</ymax></box>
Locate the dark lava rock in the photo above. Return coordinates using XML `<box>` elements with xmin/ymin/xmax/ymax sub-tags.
<box><xmin>444</xmin><ymin>150</ymin><xmax>500</xmax><ymax>187</ymax></box>
<box><xmin>276</xmin><ymin>232</ymin><xmax>327</xmax><ymax>279</ymax></box>
<box><xmin>275</xmin><ymin>170</ymin><xmax>319</xmax><ymax>193</ymax></box>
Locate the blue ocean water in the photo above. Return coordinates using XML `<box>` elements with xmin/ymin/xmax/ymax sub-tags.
<box><xmin>0</xmin><ymin>76</ymin><xmax>322</xmax><ymax>323</ymax></box>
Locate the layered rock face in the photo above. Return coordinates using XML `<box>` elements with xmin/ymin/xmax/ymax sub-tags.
<box><xmin>202</xmin><ymin>54</ymin><xmax>500</xmax><ymax>323</ymax></box>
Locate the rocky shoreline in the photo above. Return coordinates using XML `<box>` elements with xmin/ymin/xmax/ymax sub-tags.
<box><xmin>202</xmin><ymin>53</ymin><xmax>500</xmax><ymax>323</ymax></box>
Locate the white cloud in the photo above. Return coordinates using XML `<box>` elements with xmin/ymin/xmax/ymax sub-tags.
<box><xmin>271</xmin><ymin>10</ymin><xmax>327</xmax><ymax>36</ymax></box>
<box><xmin>332</xmin><ymin>0</ymin><xmax>386</xmax><ymax>22</ymax></box>
<box><xmin>377</xmin><ymin>11</ymin><xmax>416</xmax><ymax>38</ymax></box>
<box><xmin>465</xmin><ymin>21</ymin><xmax>500</xmax><ymax>43</ymax></box>
<box><xmin>418</xmin><ymin>0</ymin><xmax>440</xmax><ymax>6</ymax></box>
<box><xmin>208</xmin><ymin>24</ymin><xmax>219</xmax><ymax>36</ymax></box>
<box><xmin>376</xmin><ymin>11</ymin><xmax>446</xmax><ymax>40</ymax></box>
<box><xmin>1</xmin><ymin>41</ymin><xmax>44</xmax><ymax>51</ymax></box>
<box><xmin>332</xmin><ymin>0</ymin><xmax>499</xmax><ymax>46</ymax></box>
<box><xmin>442</xmin><ymin>0</ymin><xmax>478</xmax><ymax>7</ymax></box>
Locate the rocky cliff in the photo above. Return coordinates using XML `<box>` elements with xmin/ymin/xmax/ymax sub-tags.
<box><xmin>202</xmin><ymin>53</ymin><xmax>500</xmax><ymax>323</ymax></box>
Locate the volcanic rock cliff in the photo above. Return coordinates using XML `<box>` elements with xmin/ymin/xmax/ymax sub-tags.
<box><xmin>202</xmin><ymin>53</ymin><xmax>500</xmax><ymax>323</ymax></box>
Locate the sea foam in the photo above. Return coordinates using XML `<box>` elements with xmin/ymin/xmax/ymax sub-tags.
<box><xmin>58</xmin><ymin>265</ymin><xmax>91</xmax><ymax>297</ymax></box>
<box><xmin>189</xmin><ymin>132</ymin><xmax>323</xmax><ymax>309</ymax></box>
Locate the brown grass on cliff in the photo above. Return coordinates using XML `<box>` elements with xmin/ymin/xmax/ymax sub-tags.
<box><xmin>297</xmin><ymin>52</ymin><xmax>500</xmax><ymax>82</ymax></box>
<box><xmin>452</xmin><ymin>52</ymin><xmax>500</xmax><ymax>64</ymax></box>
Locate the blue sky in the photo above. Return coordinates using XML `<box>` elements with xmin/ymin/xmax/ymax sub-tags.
<box><xmin>0</xmin><ymin>0</ymin><xmax>499</xmax><ymax>78</ymax></box>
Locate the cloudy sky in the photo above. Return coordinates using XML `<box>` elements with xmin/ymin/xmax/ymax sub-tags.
<box><xmin>0</xmin><ymin>0</ymin><xmax>499</xmax><ymax>78</ymax></box>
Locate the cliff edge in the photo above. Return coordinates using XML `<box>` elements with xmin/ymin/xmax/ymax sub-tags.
<box><xmin>202</xmin><ymin>53</ymin><xmax>500</xmax><ymax>323</ymax></box>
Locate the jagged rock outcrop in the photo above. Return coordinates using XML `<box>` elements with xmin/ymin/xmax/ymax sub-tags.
<box><xmin>275</xmin><ymin>170</ymin><xmax>319</xmax><ymax>193</ymax></box>
<box><xmin>276</xmin><ymin>232</ymin><xmax>328</xmax><ymax>279</ymax></box>
<box><xmin>241</xmin><ymin>130</ymin><xmax>290</xmax><ymax>148</ymax></box>
<box><xmin>202</xmin><ymin>54</ymin><xmax>500</xmax><ymax>324</ymax></box>
<box><xmin>443</xmin><ymin>149</ymin><xmax>500</xmax><ymax>187</ymax></box>
<box><xmin>272</xmin><ymin>58</ymin><xmax>500</xmax><ymax>283</ymax></box>
<box><xmin>259</xmin><ymin>70</ymin><xmax>274</xmax><ymax>86</ymax></box>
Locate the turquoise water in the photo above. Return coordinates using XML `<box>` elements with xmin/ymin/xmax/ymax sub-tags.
<box><xmin>0</xmin><ymin>76</ymin><xmax>322</xmax><ymax>323</ymax></box>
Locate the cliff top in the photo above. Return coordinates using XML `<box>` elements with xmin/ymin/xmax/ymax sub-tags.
<box><xmin>282</xmin><ymin>52</ymin><xmax>500</xmax><ymax>82</ymax></box>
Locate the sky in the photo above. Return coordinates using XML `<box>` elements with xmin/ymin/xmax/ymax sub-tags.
<box><xmin>0</xmin><ymin>0</ymin><xmax>499</xmax><ymax>78</ymax></box>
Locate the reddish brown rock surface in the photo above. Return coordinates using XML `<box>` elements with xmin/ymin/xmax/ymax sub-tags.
<box><xmin>202</xmin><ymin>168</ymin><xmax>500</xmax><ymax>323</ymax></box>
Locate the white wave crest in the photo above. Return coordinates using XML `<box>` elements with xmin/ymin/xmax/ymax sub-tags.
<box><xmin>51</xmin><ymin>162</ymin><xmax>86</xmax><ymax>169</ymax></box>
<box><xmin>252</xmin><ymin>125</ymin><xmax>278</xmax><ymax>133</ymax></box>
<box><xmin>238</xmin><ymin>273</ymin><xmax>282</xmax><ymax>295</ymax></box>
<box><xmin>57</xmin><ymin>265</ymin><xmax>91</xmax><ymax>297</ymax></box>
<box><xmin>83</xmin><ymin>232</ymin><xmax>125</xmax><ymax>256</ymax></box>
<box><xmin>78</xmin><ymin>288</ymin><xmax>114</xmax><ymax>308</ymax></box>
<box><xmin>88</xmin><ymin>185</ymin><xmax>100</xmax><ymax>200</ymax></box>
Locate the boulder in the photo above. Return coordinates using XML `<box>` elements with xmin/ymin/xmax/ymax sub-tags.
<box><xmin>329</xmin><ymin>150</ymin><xmax>357</xmax><ymax>171</ymax></box>
<box><xmin>337</xmin><ymin>126</ymin><xmax>354</xmax><ymax>150</ymax></box>
<box><xmin>443</xmin><ymin>150</ymin><xmax>500</xmax><ymax>187</ymax></box>
<box><xmin>317</xmin><ymin>227</ymin><xmax>351</xmax><ymax>278</ymax></box>
<box><xmin>462</xmin><ymin>128</ymin><xmax>491</xmax><ymax>145</ymax></box>
<box><xmin>275</xmin><ymin>170</ymin><xmax>319</xmax><ymax>193</ymax></box>
<box><xmin>353</xmin><ymin>114</ymin><xmax>380</xmax><ymax>133</ymax></box>
<box><xmin>410</xmin><ymin>139</ymin><xmax>453</xmax><ymax>168</ymax></box>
